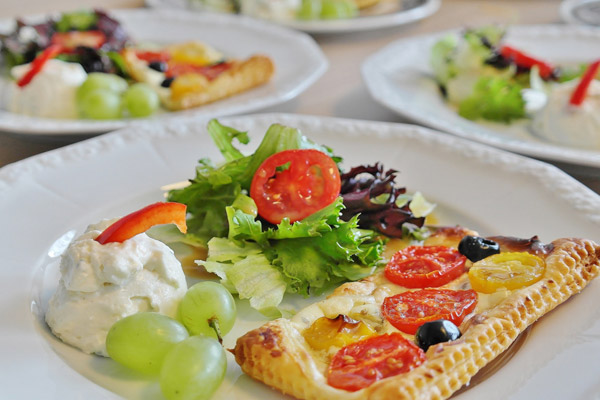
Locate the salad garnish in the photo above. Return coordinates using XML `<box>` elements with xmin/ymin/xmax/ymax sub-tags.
<box><xmin>430</xmin><ymin>26</ymin><xmax>555</xmax><ymax>123</ymax></box>
<box><xmin>339</xmin><ymin>164</ymin><xmax>430</xmax><ymax>239</ymax></box>
<box><xmin>166</xmin><ymin>120</ymin><xmax>433</xmax><ymax>316</ymax></box>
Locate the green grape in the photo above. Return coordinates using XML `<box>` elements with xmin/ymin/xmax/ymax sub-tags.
<box><xmin>76</xmin><ymin>72</ymin><xmax>128</xmax><ymax>101</ymax></box>
<box><xmin>106</xmin><ymin>312</ymin><xmax>189</xmax><ymax>375</ymax></box>
<box><xmin>123</xmin><ymin>83</ymin><xmax>160</xmax><ymax>118</ymax></box>
<box><xmin>160</xmin><ymin>336</ymin><xmax>227</xmax><ymax>400</ymax></box>
<box><xmin>179</xmin><ymin>281</ymin><xmax>236</xmax><ymax>340</ymax></box>
<box><xmin>320</xmin><ymin>0</ymin><xmax>358</xmax><ymax>19</ymax></box>
<box><xmin>297</xmin><ymin>0</ymin><xmax>322</xmax><ymax>19</ymax></box>
<box><xmin>79</xmin><ymin>88</ymin><xmax>122</xmax><ymax>120</ymax></box>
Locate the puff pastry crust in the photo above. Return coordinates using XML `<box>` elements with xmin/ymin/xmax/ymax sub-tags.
<box><xmin>122</xmin><ymin>49</ymin><xmax>274</xmax><ymax>111</ymax></box>
<box><xmin>233</xmin><ymin>229</ymin><xmax>600</xmax><ymax>400</ymax></box>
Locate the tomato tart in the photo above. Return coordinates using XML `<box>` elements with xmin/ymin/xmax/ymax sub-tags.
<box><xmin>122</xmin><ymin>41</ymin><xmax>274</xmax><ymax>111</ymax></box>
<box><xmin>232</xmin><ymin>226</ymin><xmax>600</xmax><ymax>399</ymax></box>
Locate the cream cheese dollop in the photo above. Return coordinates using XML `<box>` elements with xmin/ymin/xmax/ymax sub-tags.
<box><xmin>530</xmin><ymin>79</ymin><xmax>600</xmax><ymax>149</ymax></box>
<box><xmin>45</xmin><ymin>219</ymin><xmax>187</xmax><ymax>356</ymax></box>
<box><xmin>9</xmin><ymin>59</ymin><xmax>86</xmax><ymax>119</ymax></box>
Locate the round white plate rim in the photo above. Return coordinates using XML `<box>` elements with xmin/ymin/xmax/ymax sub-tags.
<box><xmin>0</xmin><ymin>9</ymin><xmax>327</xmax><ymax>136</ymax></box>
<box><xmin>1</xmin><ymin>113</ymin><xmax>599</xmax><ymax>399</ymax></box>
<box><xmin>361</xmin><ymin>24</ymin><xmax>600</xmax><ymax>168</ymax></box>
<box><xmin>560</xmin><ymin>0</ymin><xmax>600</xmax><ymax>25</ymax></box>
<box><xmin>145</xmin><ymin>0</ymin><xmax>441</xmax><ymax>34</ymax></box>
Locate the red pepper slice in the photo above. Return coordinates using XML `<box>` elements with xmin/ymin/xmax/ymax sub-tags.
<box><xmin>499</xmin><ymin>45</ymin><xmax>555</xmax><ymax>80</ymax></box>
<box><xmin>50</xmin><ymin>30</ymin><xmax>106</xmax><ymax>51</ymax></box>
<box><xmin>569</xmin><ymin>60</ymin><xmax>600</xmax><ymax>106</ymax></box>
<box><xmin>16</xmin><ymin>44</ymin><xmax>64</xmax><ymax>87</ymax></box>
<box><xmin>95</xmin><ymin>202</ymin><xmax>187</xmax><ymax>244</ymax></box>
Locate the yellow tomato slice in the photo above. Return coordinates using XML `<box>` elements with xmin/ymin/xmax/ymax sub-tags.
<box><xmin>303</xmin><ymin>315</ymin><xmax>375</xmax><ymax>351</ymax></box>
<box><xmin>468</xmin><ymin>252</ymin><xmax>546</xmax><ymax>293</ymax></box>
<box><xmin>168</xmin><ymin>41</ymin><xmax>223</xmax><ymax>66</ymax></box>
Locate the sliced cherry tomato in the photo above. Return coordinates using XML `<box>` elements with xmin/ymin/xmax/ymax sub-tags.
<box><xmin>165</xmin><ymin>61</ymin><xmax>232</xmax><ymax>80</ymax></box>
<box><xmin>303</xmin><ymin>315</ymin><xmax>375</xmax><ymax>351</ymax></box>
<box><xmin>569</xmin><ymin>60</ymin><xmax>600</xmax><ymax>106</ymax></box>
<box><xmin>327</xmin><ymin>332</ymin><xmax>425</xmax><ymax>392</ymax></box>
<box><xmin>382</xmin><ymin>289</ymin><xmax>478</xmax><ymax>335</ymax></box>
<box><xmin>468</xmin><ymin>252</ymin><xmax>546</xmax><ymax>294</ymax></box>
<box><xmin>134</xmin><ymin>50</ymin><xmax>171</xmax><ymax>63</ymax></box>
<box><xmin>50</xmin><ymin>30</ymin><xmax>106</xmax><ymax>50</ymax></box>
<box><xmin>16</xmin><ymin>44</ymin><xmax>64</xmax><ymax>87</ymax></box>
<box><xmin>95</xmin><ymin>202</ymin><xmax>187</xmax><ymax>244</ymax></box>
<box><xmin>499</xmin><ymin>45</ymin><xmax>555</xmax><ymax>80</ymax></box>
<box><xmin>384</xmin><ymin>245</ymin><xmax>466</xmax><ymax>288</ymax></box>
<box><xmin>250</xmin><ymin>149</ymin><xmax>341</xmax><ymax>224</ymax></box>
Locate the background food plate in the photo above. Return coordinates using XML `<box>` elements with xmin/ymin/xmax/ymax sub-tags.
<box><xmin>0</xmin><ymin>10</ymin><xmax>327</xmax><ymax>136</ymax></box>
<box><xmin>145</xmin><ymin>0</ymin><xmax>441</xmax><ymax>34</ymax></box>
<box><xmin>560</xmin><ymin>0</ymin><xmax>600</xmax><ymax>26</ymax></box>
<box><xmin>1</xmin><ymin>114</ymin><xmax>599</xmax><ymax>399</ymax></box>
<box><xmin>361</xmin><ymin>24</ymin><xmax>600</xmax><ymax>168</ymax></box>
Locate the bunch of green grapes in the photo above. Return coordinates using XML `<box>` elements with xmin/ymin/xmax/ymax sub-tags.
<box><xmin>77</xmin><ymin>73</ymin><xmax>160</xmax><ymax>119</ymax></box>
<box><xmin>106</xmin><ymin>282</ymin><xmax>236</xmax><ymax>400</ymax></box>
<box><xmin>298</xmin><ymin>0</ymin><xmax>358</xmax><ymax>20</ymax></box>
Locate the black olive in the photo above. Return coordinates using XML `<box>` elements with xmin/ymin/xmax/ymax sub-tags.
<box><xmin>148</xmin><ymin>61</ymin><xmax>167</xmax><ymax>72</ymax></box>
<box><xmin>415</xmin><ymin>319</ymin><xmax>461</xmax><ymax>352</ymax></box>
<box><xmin>161</xmin><ymin>77</ymin><xmax>175</xmax><ymax>88</ymax></box>
<box><xmin>458</xmin><ymin>235</ymin><xmax>500</xmax><ymax>262</ymax></box>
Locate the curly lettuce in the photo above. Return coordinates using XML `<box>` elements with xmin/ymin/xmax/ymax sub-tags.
<box><xmin>198</xmin><ymin>196</ymin><xmax>384</xmax><ymax>317</ymax></box>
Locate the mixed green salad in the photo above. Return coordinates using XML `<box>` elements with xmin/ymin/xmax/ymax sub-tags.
<box><xmin>430</xmin><ymin>26</ymin><xmax>588</xmax><ymax>123</ymax></box>
<box><xmin>0</xmin><ymin>9</ymin><xmax>130</xmax><ymax>74</ymax></box>
<box><xmin>161</xmin><ymin>120</ymin><xmax>434</xmax><ymax>317</ymax></box>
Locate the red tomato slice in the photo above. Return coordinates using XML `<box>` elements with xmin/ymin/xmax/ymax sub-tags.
<box><xmin>382</xmin><ymin>289</ymin><xmax>478</xmax><ymax>335</ymax></box>
<box><xmin>250</xmin><ymin>149</ymin><xmax>341</xmax><ymax>224</ymax></box>
<box><xmin>384</xmin><ymin>245</ymin><xmax>467</xmax><ymax>288</ymax></box>
<box><xmin>134</xmin><ymin>50</ymin><xmax>171</xmax><ymax>63</ymax></box>
<box><xmin>165</xmin><ymin>61</ymin><xmax>232</xmax><ymax>80</ymax></box>
<box><xmin>95</xmin><ymin>202</ymin><xmax>187</xmax><ymax>244</ymax></box>
<box><xmin>50</xmin><ymin>30</ymin><xmax>106</xmax><ymax>50</ymax></box>
<box><xmin>327</xmin><ymin>332</ymin><xmax>426</xmax><ymax>392</ymax></box>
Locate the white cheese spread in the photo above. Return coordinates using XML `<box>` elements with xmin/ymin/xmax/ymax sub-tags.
<box><xmin>530</xmin><ymin>79</ymin><xmax>600</xmax><ymax>149</ymax></box>
<box><xmin>8</xmin><ymin>59</ymin><xmax>87</xmax><ymax>119</ymax></box>
<box><xmin>45</xmin><ymin>219</ymin><xmax>187</xmax><ymax>356</ymax></box>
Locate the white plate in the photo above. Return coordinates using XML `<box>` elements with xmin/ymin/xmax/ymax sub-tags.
<box><xmin>361</xmin><ymin>25</ymin><xmax>600</xmax><ymax>168</ymax></box>
<box><xmin>145</xmin><ymin>0</ymin><xmax>441</xmax><ymax>34</ymax></box>
<box><xmin>560</xmin><ymin>0</ymin><xmax>600</xmax><ymax>26</ymax></box>
<box><xmin>1</xmin><ymin>113</ymin><xmax>599</xmax><ymax>399</ymax></box>
<box><xmin>0</xmin><ymin>10</ymin><xmax>327</xmax><ymax>136</ymax></box>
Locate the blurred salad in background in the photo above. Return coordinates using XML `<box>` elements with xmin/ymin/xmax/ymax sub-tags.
<box><xmin>430</xmin><ymin>26</ymin><xmax>600</xmax><ymax>149</ymax></box>
<box><xmin>188</xmin><ymin>0</ymin><xmax>380</xmax><ymax>21</ymax></box>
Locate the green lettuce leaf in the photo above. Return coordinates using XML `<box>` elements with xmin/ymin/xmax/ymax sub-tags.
<box><xmin>458</xmin><ymin>76</ymin><xmax>526</xmax><ymax>122</ymax></box>
<box><xmin>201</xmin><ymin>196</ymin><xmax>384</xmax><ymax>315</ymax></box>
<box><xmin>167</xmin><ymin>120</ymin><xmax>339</xmax><ymax>246</ymax></box>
